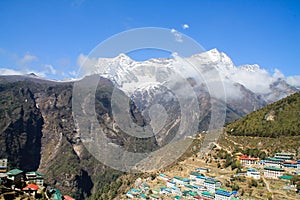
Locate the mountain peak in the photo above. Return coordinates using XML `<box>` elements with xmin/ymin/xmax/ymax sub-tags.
<box><xmin>27</xmin><ymin>72</ymin><xmax>38</xmax><ymax>77</ymax></box>
<box><xmin>208</xmin><ymin>48</ymin><xmax>221</xmax><ymax>54</ymax></box>
<box><xmin>114</xmin><ymin>53</ymin><xmax>132</xmax><ymax>61</ymax></box>
<box><xmin>192</xmin><ymin>48</ymin><xmax>235</xmax><ymax>69</ymax></box>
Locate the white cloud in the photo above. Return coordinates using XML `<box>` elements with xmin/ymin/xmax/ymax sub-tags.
<box><xmin>170</xmin><ymin>29</ymin><xmax>183</xmax><ymax>43</ymax></box>
<box><xmin>18</xmin><ymin>53</ymin><xmax>38</xmax><ymax>64</ymax></box>
<box><xmin>0</xmin><ymin>64</ymin><xmax>58</xmax><ymax>78</ymax></box>
<box><xmin>229</xmin><ymin>67</ymin><xmax>276</xmax><ymax>94</ymax></box>
<box><xmin>286</xmin><ymin>75</ymin><xmax>300</xmax><ymax>87</ymax></box>
<box><xmin>182</xmin><ymin>24</ymin><xmax>189</xmax><ymax>29</ymax></box>
<box><xmin>0</xmin><ymin>68</ymin><xmax>23</xmax><ymax>76</ymax></box>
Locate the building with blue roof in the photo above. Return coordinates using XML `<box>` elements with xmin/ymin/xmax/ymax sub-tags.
<box><xmin>215</xmin><ymin>189</ymin><xmax>236</xmax><ymax>200</ymax></box>
<box><xmin>246</xmin><ymin>168</ymin><xmax>260</xmax><ymax>179</ymax></box>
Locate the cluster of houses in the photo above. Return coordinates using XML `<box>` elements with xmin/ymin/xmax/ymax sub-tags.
<box><xmin>126</xmin><ymin>169</ymin><xmax>240</xmax><ymax>200</ymax></box>
<box><xmin>0</xmin><ymin>158</ymin><xmax>75</xmax><ymax>200</ymax></box>
<box><xmin>125</xmin><ymin>152</ymin><xmax>300</xmax><ymax>199</ymax></box>
<box><xmin>238</xmin><ymin>152</ymin><xmax>300</xmax><ymax>180</ymax></box>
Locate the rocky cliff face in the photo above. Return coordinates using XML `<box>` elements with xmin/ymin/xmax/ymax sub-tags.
<box><xmin>0</xmin><ymin>81</ymin><xmax>43</xmax><ymax>171</ymax></box>
<box><xmin>0</xmin><ymin>77</ymin><xmax>121</xmax><ymax>199</ymax></box>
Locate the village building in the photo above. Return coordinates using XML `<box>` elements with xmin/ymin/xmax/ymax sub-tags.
<box><xmin>159</xmin><ymin>186</ymin><xmax>171</xmax><ymax>195</ymax></box>
<box><xmin>192</xmin><ymin>184</ymin><xmax>207</xmax><ymax>193</ymax></box>
<box><xmin>199</xmin><ymin>191</ymin><xmax>215</xmax><ymax>199</ymax></box>
<box><xmin>283</xmin><ymin>161</ymin><xmax>298</xmax><ymax>168</ymax></box>
<box><xmin>22</xmin><ymin>183</ymin><xmax>39</xmax><ymax>197</ymax></box>
<box><xmin>238</xmin><ymin>155</ymin><xmax>259</xmax><ymax>165</ymax></box>
<box><xmin>274</xmin><ymin>153</ymin><xmax>295</xmax><ymax>160</ymax></box>
<box><xmin>158</xmin><ymin>173</ymin><xmax>170</xmax><ymax>181</ymax></box>
<box><xmin>264</xmin><ymin>157</ymin><xmax>283</xmax><ymax>168</ymax></box>
<box><xmin>190</xmin><ymin>171</ymin><xmax>204</xmax><ymax>180</ymax></box>
<box><xmin>278</xmin><ymin>175</ymin><xmax>293</xmax><ymax>182</ymax></box>
<box><xmin>149</xmin><ymin>194</ymin><xmax>160</xmax><ymax>200</ymax></box>
<box><xmin>64</xmin><ymin>195</ymin><xmax>76</xmax><ymax>200</ymax></box>
<box><xmin>194</xmin><ymin>175</ymin><xmax>207</xmax><ymax>185</ymax></box>
<box><xmin>25</xmin><ymin>171</ymin><xmax>44</xmax><ymax>186</ymax></box>
<box><xmin>195</xmin><ymin>167</ymin><xmax>210</xmax><ymax>173</ymax></box>
<box><xmin>246</xmin><ymin>168</ymin><xmax>261</xmax><ymax>179</ymax></box>
<box><xmin>182</xmin><ymin>190</ymin><xmax>198</xmax><ymax>198</ymax></box>
<box><xmin>203</xmin><ymin>178</ymin><xmax>221</xmax><ymax>193</ymax></box>
<box><xmin>172</xmin><ymin>176</ymin><xmax>190</xmax><ymax>187</ymax></box>
<box><xmin>152</xmin><ymin>188</ymin><xmax>160</xmax><ymax>194</ymax></box>
<box><xmin>171</xmin><ymin>186</ymin><xmax>181</xmax><ymax>195</ymax></box>
<box><xmin>215</xmin><ymin>189</ymin><xmax>236</xmax><ymax>200</ymax></box>
<box><xmin>166</xmin><ymin>180</ymin><xmax>176</xmax><ymax>188</ymax></box>
<box><xmin>6</xmin><ymin>169</ymin><xmax>23</xmax><ymax>185</ymax></box>
<box><xmin>263</xmin><ymin>166</ymin><xmax>285</xmax><ymax>179</ymax></box>
<box><xmin>0</xmin><ymin>159</ymin><xmax>8</xmax><ymax>173</ymax></box>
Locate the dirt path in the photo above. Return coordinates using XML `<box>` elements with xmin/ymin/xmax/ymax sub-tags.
<box><xmin>262</xmin><ymin>176</ymin><xmax>274</xmax><ymax>199</ymax></box>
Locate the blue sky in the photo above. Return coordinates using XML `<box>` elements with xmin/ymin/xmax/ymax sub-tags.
<box><xmin>0</xmin><ymin>0</ymin><xmax>299</xmax><ymax>80</ymax></box>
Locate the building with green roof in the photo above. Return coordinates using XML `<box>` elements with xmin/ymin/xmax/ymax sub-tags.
<box><xmin>264</xmin><ymin>166</ymin><xmax>285</xmax><ymax>179</ymax></box>
<box><xmin>6</xmin><ymin>169</ymin><xmax>23</xmax><ymax>184</ymax></box>
<box><xmin>278</xmin><ymin>175</ymin><xmax>293</xmax><ymax>181</ymax></box>
<box><xmin>201</xmin><ymin>191</ymin><xmax>215</xmax><ymax>199</ymax></box>
<box><xmin>26</xmin><ymin>171</ymin><xmax>44</xmax><ymax>186</ymax></box>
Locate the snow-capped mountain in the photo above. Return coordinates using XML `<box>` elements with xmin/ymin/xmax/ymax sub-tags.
<box><xmin>84</xmin><ymin>48</ymin><xmax>298</xmax><ymax>104</ymax></box>
<box><xmin>77</xmin><ymin>48</ymin><xmax>299</xmax><ymax>146</ymax></box>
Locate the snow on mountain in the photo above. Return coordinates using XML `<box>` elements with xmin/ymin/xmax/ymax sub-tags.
<box><xmin>82</xmin><ymin>48</ymin><xmax>298</xmax><ymax>103</ymax></box>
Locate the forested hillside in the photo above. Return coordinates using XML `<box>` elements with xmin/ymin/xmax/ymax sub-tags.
<box><xmin>226</xmin><ymin>92</ymin><xmax>300</xmax><ymax>137</ymax></box>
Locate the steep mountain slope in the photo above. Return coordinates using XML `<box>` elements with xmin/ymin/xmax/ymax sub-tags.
<box><xmin>225</xmin><ymin>91</ymin><xmax>300</xmax><ymax>137</ymax></box>
<box><xmin>0</xmin><ymin>81</ymin><xmax>43</xmax><ymax>171</ymax></box>
<box><xmin>0</xmin><ymin>77</ymin><xmax>126</xmax><ymax>198</ymax></box>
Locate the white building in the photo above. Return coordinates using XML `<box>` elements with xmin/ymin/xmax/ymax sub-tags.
<box><xmin>0</xmin><ymin>159</ymin><xmax>7</xmax><ymax>173</ymax></box>
<box><xmin>204</xmin><ymin>179</ymin><xmax>221</xmax><ymax>193</ymax></box>
<box><xmin>264</xmin><ymin>167</ymin><xmax>285</xmax><ymax>179</ymax></box>
<box><xmin>264</xmin><ymin>157</ymin><xmax>283</xmax><ymax>168</ymax></box>
<box><xmin>215</xmin><ymin>189</ymin><xmax>235</xmax><ymax>200</ymax></box>
<box><xmin>239</xmin><ymin>155</ymin><xmax>259</xmax><ymax>165</ymax></box>
<box><xmin>190</xmin><ymin>171</ymin><xmax>203</xmax><ymax>180</ymax></box>
<box><xmin>274</xmin><ymin>153</ymin><xmax>294</xmax><ymax>160</ymax></box>
<box><xmin>246</xmin><ymin>168</ymin><xmax>261</xmax><ymax>179</ymax></box>
<box><xmin>194</xmin><ymin>175</ymin><xmax>207</xmax><ymax>185</ymax></box>
<box><xmin>25</xmin><ymin>171</ymin><xmax>44</xmax><ymax>186</ymax></box>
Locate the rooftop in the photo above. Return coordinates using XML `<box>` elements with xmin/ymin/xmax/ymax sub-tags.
<box><xmin>264</xmin><ymin>166</ymin><xmax>285</xmax><ymax>172</ymax></box>
<box><xmin>23</xmin><ymin>183</ymin><xmax>39</xmax><ymax>191</ymax></box>
<box><xmin>7</xmin><ymin>169</ymin><xmax>23</xmax><ymax>175</ymax></box>
<box><xmin>64</xmin><ymin>195</ymin><xmax>75</xmax><ymax>200</ymax></box>
<box><xmin>265</xmin><ymin>157</ymin><xmax>284</xmax><ymax>162</ymax></box>
<box><xmin>279</xmin><ymin>175</ymin><xmax>293</xmax><ymax>180</ymax></box>
<box><xmin>190</xmin><ymin>171</ymin><xmax>203</xmax><ymax>176</ymax></box>
<box><xmin>215</xmin><ymin>189</ymin><xmax>232</xmax><ymax>197</ymax></box>
<box><xmin>239</xmin><ymin>155</ymin><xmax>259</xmax><ymax>160</ymax></box>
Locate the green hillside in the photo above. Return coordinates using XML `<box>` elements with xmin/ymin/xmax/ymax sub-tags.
<box><xmin>226</xmin><ymin>92</ymin><xmax>300</xmax><ymax>137</ymax></box>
